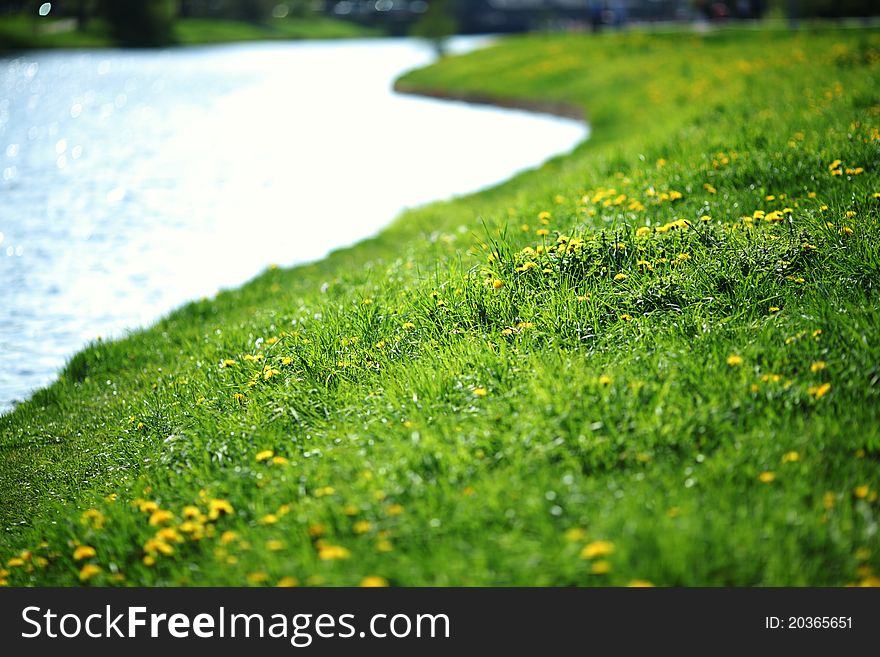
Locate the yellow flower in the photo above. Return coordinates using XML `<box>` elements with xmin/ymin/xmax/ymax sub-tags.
<box><xmin>156</xmin><ymin>528</ymin><xmax>183</xmax><ymax>544</ymax></box>
<box><xmin>726</xmin><ymin>355</ymin><xmax>743</xmax><ymax>366</ymax></box>
<box><xmin>758</xmin><ymin>471</ymin><xmax>776</xmax><ymax>483</ymax></box>
<box><xmin>222</xmin><ymin>359</ymin><xmax>237</xmax><ymax>367</ymax></box>
<box><xmin>613</xmin><ymin>273</ymin><xmax>628</xmax><ymax>281</ymax></box>
<box><xmin>472</xmin><ymin>387</ymin><xmax>488</xmax><ymax>397</ymax></box>
<box><xmin>782</xmin><ymin>451</ymin><xmax>800</xmax><ymax>464</ymax></box>
<box><xmin>272</xmin><ymin>456</ymin><xmax>289</xmax><ymax>465</ymax></box>
<box><xmin>628</xmin><ymin>580</ymin><xmax>655</xmax><ymax>587</ymax></box>
<box><xmin>182</xmin><ymin>505</ymin><xmax>202</xmax><ymax>519</ymax></box>
<box><xmin>492</xmin><ymin>279</ymin><xmax>504</xmax><ymax>289</ymax></box>
<box><xmin>80</xmin><ymin>508</ymin><xmax>106</xmax><ymax>529</ymax></box>
<box><xmin>361</xmin><ymin>576</ymin><xmax>389</xmax><ymax>587</ymax></box>
<box><xmin>73</xmin><ymin>545</ymin><xmax>96</xmax><ymax>561</ymax></box>
<box><xmin>78</xmin><ymin>564</ymin><xmax>102</xmax><ymax>582</ymax></box>
<box><xmin>854</xmin><ymin>485</ymin><xmax>870</xmax><ymax>499</ymax></box>
<box><xmin>376</xmin><ymin>539</ymin><xmax>394</xmax><ymax>552</ymax></box>
<box><xmin>318</xmin><ymin>545</ymin><xmax>351</xmax><ymax>561</ymax></box>
<box><xmin>402</xmin><ymin>322</ymin><xmax>416</xmax><ymax>330</ymax></box>
<box><xmin>266</xmin><ymin>540</ymin><xmax>285</xmax><ymax>552</ymax></box>
<box><xmin>220</xmin><ymin>531</ymin><xmax>238</xmax><ymax>545</ymax></box>
<box><xmin>149</xmin><ymin>510</ymin><xmax>174</xmax><ymax>526</ymax></box>
<box><xmin>255</xmin><ymin>449</ymin><xmax>274</xmax><ymax>462</ymax></box>
<box><xmin>823</xmin><ymin>492</ymin><xmax>836</xmax><ymax>510</ymax></box>
<box><xmin>277</xmin><ymin>576</ymin><xmax>299</xmax><ymax>587</ymax></box>
<box><xmin>807</xmin><ymin>383</ymin><xmax>831</xmax><ymax>399</ymax></box>
<box><xmin>768</xmin><ymin>306</ymin><xmax>780</xmax><ymax>313</ymax></box>
<box><xmin>137</xmin><ymin>500</ymin><xmax>159</xmax><ymax>514</ymax></box>
<box><xmin>591</xmin><ymin>560</ymin><xmax>611</xmax><ymax>574</ymax></box>
<box><xmin>208</xmin><ymin>499</ymin><xmax>234</xmax><ymax>519</ymax></box>
<box><xmin>144</xmin><ymin>538</ymin><xmax>174</xmax><ymax>556</ymax></box>
<box><xmin>536</xmin><ymin>228</ymin><xmax>550</xmax><ymax>237</ymax></box>
<box><xmin>260</xmin><ymin>514</ymin><xmax>279</xmax><ymax>525</ymax></box>
<box><xmin>314</xmin><ymin>486</ymin><xmax>336</xmax><ymax>497</ymax></box>
<box><xmin>810</xmin><ymin>361</ymin><xmax>826</xmax><ymax>373</ymax></box>
<box><xmin>353</xmin><ymin>521</ymin><xmax>373</xmax><ymax>535</ymax></box>
<box><xmin>580</xmin><ymin>540</ymin><xmax>614</xmax><ymax>559</ymax></box>
<box><xmin>635</xmin><ymin>226</ymin><xmax>651</xmax><ymax>237</ymax></box>
<box><xmin>247</xmin><ymin>572</ymin><xmax>269</xmax><ymax>585</ymax></box>
<box><xmin>565</xmin><ymin>528</ymin><xmax>587</xmax><ymax>542</ymax></box>
<box><xmin>598</xmin><ymin>374</ymin><xmax>612</xmax><ymax>386</ymax></box>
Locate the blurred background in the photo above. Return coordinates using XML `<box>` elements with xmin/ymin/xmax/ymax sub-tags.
<box><xmin>2</xmin><ymin>1</ymin><xmax>880</xmax><ymax>49</ymax></box>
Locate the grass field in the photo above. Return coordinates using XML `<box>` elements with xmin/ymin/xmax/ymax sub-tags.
<box><xmin>0</xmin><ymin>14</ymin><xmax>376</xmax><ymax>50</ymax></box>
<box><xmin>1</xmin><ymin>25</ymin><xmax>879</xmax><ymax>587</ymax></box>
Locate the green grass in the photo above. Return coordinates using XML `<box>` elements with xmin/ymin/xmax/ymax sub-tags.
<box><xmin>0</xmin><ymin>15</ymin><xmax>376</xmax><ymax>50</ymax></box>
<box><xmin>1</xmin><ymin>25</ymin><xmax>880</xmax><ymax>587</ymax></box>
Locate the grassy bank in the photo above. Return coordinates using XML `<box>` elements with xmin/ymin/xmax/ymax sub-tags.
<box><xmin>0</xmin><ymin>15</ymin><xmax>376</xmax><ymax>51</ymax></box>
<box><xmin>1</xmin><ymin>26</ymin><xmax>879</xmax><ymax>587</ymax></box>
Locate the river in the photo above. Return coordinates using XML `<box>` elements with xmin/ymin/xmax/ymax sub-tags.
<box><xmin>0</xmin><ymin>37</ymin><xmax>587</xmax><ymax>413</ymax></box>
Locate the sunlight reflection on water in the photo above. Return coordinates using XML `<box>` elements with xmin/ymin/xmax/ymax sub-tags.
<box><xmin>0</xmin><ymin>37</ymin><xmax>587</xmax><ymax>412</ymax></box>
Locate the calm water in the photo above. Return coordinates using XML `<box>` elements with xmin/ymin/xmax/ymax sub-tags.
<box><xmin>0</xmin><ymin>38</ymin><xmax>586</xmax><ymax>413</ymax></box>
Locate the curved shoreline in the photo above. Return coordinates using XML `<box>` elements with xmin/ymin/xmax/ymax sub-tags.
<box><xmin>393</xmin><ymin>80</ymin><xmax>587</xmax><ymax>123</ymax></box>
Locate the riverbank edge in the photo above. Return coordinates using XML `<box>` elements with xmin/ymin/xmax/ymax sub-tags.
<box><xmin>393</xmin><ymin>80</ymin><xmax>588</xmax><ymax>123</ymax></box>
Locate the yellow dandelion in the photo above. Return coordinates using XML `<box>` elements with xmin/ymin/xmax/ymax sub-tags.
<box><xmin>149</xmin><ymin>510</ymin><xmax>174</xmax><ymax>526</ymax></box>
<box><xmin>260</xmin><ymin>514</ymin><xmax>279</xmax><ymax>525</ymax></box>
<box><xmin>272</xmin><ymin>456</ymin><xmax>289</xmax><ymax>465</ymax></box>
<box><xmin>386</xmin><ymin>504</ymin><xmax>404</xmax><ymax>516</ymax></box>
<box><xmin>276</xmin><ymin>577</ymin><xmax>299</xmax><ymax>587</ymax></box>
<box><xmin>591</xmin><ymin>560</ymin><xmax>611</xmax><ymax>574</ymax></box>
<box><xmin>564</xmin><ymin>528</ymin><xmax>587</xmax><ymax>542</ymax></box>
<box><xmin>255</xmin><ymin>449</ymin><xmax>274</xmax><ymax>462</ymax></box>
<box><xmin>353</xmin><ymin>521</ymin><xmax>373</xmax><ymax>535</ymax></box>
<box><xmin>137</xmin><ymin>500</ymin><xmax>159</xmax><ymax>514</ymax></box>
<box><xmin>823</xmin><ymin>492</ymin><xmax>836</xmax><ymax>510</ymax></box>
<box><xmin>266</xmin><ymin>540</ymin><xmax>285</xmax><ymax>552</ymax></box>
<box><xmin>810</xmin><ymin>361</ymin><xmax>826</xmax><ymax>373</ymax></box>
<box><xmin>580</xmin><ymin>540</ymin><xmax>614</xmax><ymax>559</ymax></box>
<box><xmin>726</xmin><ymin>355</ymin><xmax>743</xmax><ymax>366</ymax></box>
<box><xmin>854</xmin><ymin>485</ymin><xmax>870</xmax><ymax>499</ymax></box>
<box><xmin>628</xmin><ymin>580</ymin><xmax>655</xmax><ymax>587</ymax></box>
<box><xmin>361</xmin><ymin>576</ymin><xmax>389</xmax><ymax>587</ymax></box>
<box><xmin>598</xmin><ymin>374</ymin><xmax>612</xmax><ymax>386</ymax></box>
<box><xmin>78</xmin><ymin>564</ymin><xmax>102</xmax><ymax>582</ymax></box>
<box><xmin>613</xmin><ymin>273</ymin><xmax>628</xmax><ymax>281</ymax></box>
<box><xmin>472</xmin><ymin>387</ymin><xmax>488</xmax><ymax>397</ymax></box>
<box><xmin>73</xmin><ymin>545</ymin><xmax>96</xmax><ymax>561</ymax></box>
<box><xmin>318</xmin><ymin>545</ymin><xmax>351</xmax><ymax>561</ymax></box>
<box><xmin>807</xmin><ymin>383</ymin><xmax>831</xmax><ymax>399</ymax></box>
<box><xmin>246</xmin><ymin>572</ymin><xmax>269</xmax><ymax>585</ymax></box>
<box><xmin>758</xmin><ymin>471</ymin><xmax>776</xmax><ymax>483</ymax></box>
<box><xmin>782</xmin><ymin>451</ymin><xmax>800</xmax><ymax>464</ymax></box>
<box><xmin>208</xmin><ymin>499</ymin><xmax>234</xmax><ymax>519</ymax></box>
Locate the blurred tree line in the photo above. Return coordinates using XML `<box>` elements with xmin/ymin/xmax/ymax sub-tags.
<box><xmin>1</xmin><ymin>1</ymin><xmax>323</xmax><ymax>46</ymax></box>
